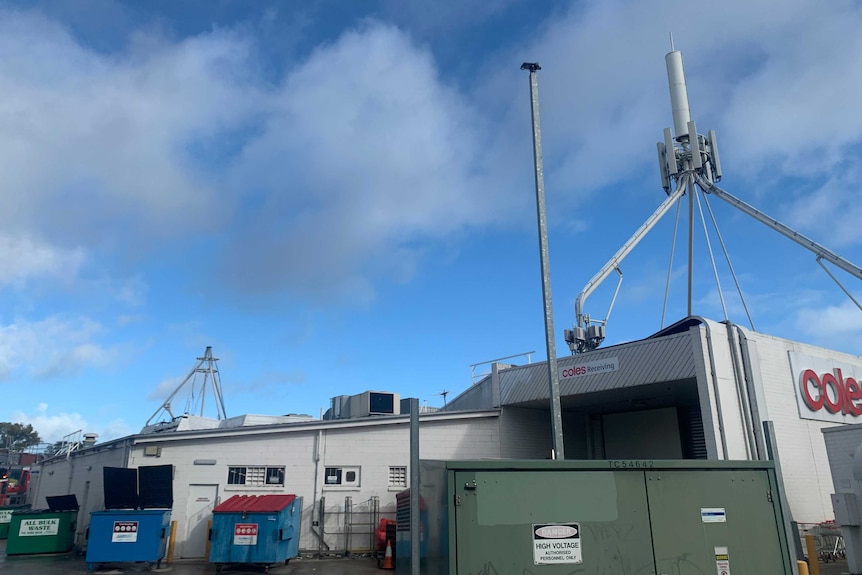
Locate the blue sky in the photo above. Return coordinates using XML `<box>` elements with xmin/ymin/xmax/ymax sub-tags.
<box><xmin>3</xmin><ymin>0</ymin><xmax>862</xmax><ymax>445</ymax></box>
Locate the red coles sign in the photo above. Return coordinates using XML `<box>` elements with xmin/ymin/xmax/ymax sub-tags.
<box><xmin>799</xmin><ymin>368</ymin><xmax>862</xmax><ymax>416</ymax></box>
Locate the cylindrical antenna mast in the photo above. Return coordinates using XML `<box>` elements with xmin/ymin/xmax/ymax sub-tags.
<box><xmin>665</xmin><ymin>50</ymin><xmax>692</xmax><ymax>140</ymax></box>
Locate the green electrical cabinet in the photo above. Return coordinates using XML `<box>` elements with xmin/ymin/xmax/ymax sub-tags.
<box><xmin>397</xmin><ymin>460</ymin><xmax>793</xmax><ymax>575</ymax></box>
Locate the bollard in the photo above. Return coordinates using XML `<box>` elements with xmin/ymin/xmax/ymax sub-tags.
<box><xmin>166</xmin><ymin>520</ymin><xmax>177</xmax><ymax>563</ymax></box>
<box><xmin>804</xmin><ymin>534</ymin><xmax>820</xmax><ymax>575</ymax></box>
<box><xmin>797</xmin><ymin>559</ymin><xmax>810</xmax><ymax>575</ymax></box>
<box><xmin>205</xmin><ymin>519</ymin><xmax>213</xmax><ymax>561</ymax></box>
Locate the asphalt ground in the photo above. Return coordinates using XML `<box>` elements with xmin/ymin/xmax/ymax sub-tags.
<box><xmin>0</xmin><ymin>540</ymin><xmax>384</xmax><ymax>574</ymax></box>
<box><xmin>0</xmin><ymin>540</ymin><xmax>853</xmax><ymax>574</ymax></box>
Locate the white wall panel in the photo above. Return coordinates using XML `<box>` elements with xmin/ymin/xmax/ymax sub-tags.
<box><xmin>31</xmin><ymin>441</ymin><xmax>130</xmax><ymax>548</ymax></box>
<box><xmin>499</xmin><ymin>407</ymin><xmax>550</xmax><ymax>459</ymax></box>
<box><xmin>701</xmin><ymin>321</ymin><xmax>751</xmax><ymax>460</ymax></box>
<box><xmin>746</xmin><ymin>331</ymin><xmax>862</xmax><ymax>523</ymax></box>
<box><xmin>121</xmin><ymin>413</ymin><xmax>500</xmax><ymax>556</ymax></box>
<box><xmin>602</xmin><ymin>407</ymin><xmax>683</xmax><ymax>459</ymax></box>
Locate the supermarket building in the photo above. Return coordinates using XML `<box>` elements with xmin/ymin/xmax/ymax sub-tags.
<box><xmin>30</xmin><ymin>316</ymin><xmax>858</xmax><ymax>557</ymax></box>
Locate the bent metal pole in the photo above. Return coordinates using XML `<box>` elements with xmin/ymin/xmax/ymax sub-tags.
<box><xmin>521</xmin><ymin>62</ymin><xmax>565</xmax><ymax>460</ymax></box>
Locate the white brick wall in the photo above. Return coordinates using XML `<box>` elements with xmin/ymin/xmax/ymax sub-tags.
<box><xmin>31</xmin><ymin>441</ymin><xmax>131</xmax><ymax>547</ymax></box>
<box><xmin>128</xmin><ymin>433</ymin><xmax>319</xmax><ymax>557</ymax></box>
<box><xmin>747</xmin><ymin>331</ymin><xmax>862</xmax><ymax>523</ymax></box>
<box><xmin>499</xmin><ymin>407</ymin><xmax>549</xmax><ymax>459</ymax></box>
<box><xmin>497</xmin><ymin>408</ymin><xmax>591</xmax><ymax>460</ymax></box>
<box><xmin>117</xmin><ymin>413</ymin><xmax>502</xmax><ymax>557</ymax></box>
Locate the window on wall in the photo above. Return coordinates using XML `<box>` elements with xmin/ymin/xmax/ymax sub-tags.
<box><xmin>227</xmin><ymin>466</ymin><xmax>285</xmax><ymax>486</ymax></box>
<box><xmin>266</xmin><ymin>467</ymin><xmax>285</xmax><ymax>485</ymax></box>
<box><xmin>388</xmin><ymin>466</ymin><xmax>407</xmax><ymax>488</ymax></box>
<box><xmin>324</xmin><ymin>466</ymin><xmax>360</xmax><ymax>487</ymax></box>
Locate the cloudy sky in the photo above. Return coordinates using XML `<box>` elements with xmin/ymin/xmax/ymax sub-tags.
<box><xmin>2</xmin><ymin>0</ymin><xmax>862</xmax><ymax>444</ymax></box>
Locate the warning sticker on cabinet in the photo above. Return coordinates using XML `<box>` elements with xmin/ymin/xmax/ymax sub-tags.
<box><xmin>234</xmin><ymin>523</ymin><xmax>259</xmax><ymax>546</ymax></box>
<box><xmin>532</xmin><ymin>523</ymin><xmax>582</xmax><ymax>565</ymax></box>
<box><xmin>701</xmin><ymin>508</ymin><xmax>727</xmax><ymax>523</ymax></box>
<box><xmin>715</xmin><ymin>546</ymin><xmax>731</xmax><ymax>575</ymax></box>
<box><xmin>112</xmin><ymin>521</ymin><xmax>139</xmax><ymax>543</ymax></box>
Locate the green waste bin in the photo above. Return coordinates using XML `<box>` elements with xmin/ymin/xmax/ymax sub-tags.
<box><xmin>5</xmin><ymin>495</ymin><xmax>78</xmax><ymax>555</ymax></box>
<box><xmin>0</xmin><ymin>504</ymin><xmax>30</xmax><ymax>539</ymax></box>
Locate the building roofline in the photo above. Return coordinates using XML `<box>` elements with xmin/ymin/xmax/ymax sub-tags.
<box><xmin>38</xmin><ymin>436</ymin><xmax>134</xmax><ymax>464</ymax></box>
<box><xmin>133</xmin><ymin>409</ymin><xmax>500</xmax><ymax>444</ymax></box>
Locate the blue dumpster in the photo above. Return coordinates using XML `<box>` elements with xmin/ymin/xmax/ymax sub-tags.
<box><xmin>85</xmin><ymin>509</ymin><xmax>171</xmax><ymax>570</ymax></box>
<box><xmin>84</xmin><ymin>464</ymin><xmax>174</xmax><ymax>571</ymax></box>
<box><xmin>209</xmin><ymin>494</ymin><xmax>302</xmax><ymax>573</ymax></box>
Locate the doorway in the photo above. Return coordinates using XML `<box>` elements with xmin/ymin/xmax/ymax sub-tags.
<box><xmin>184</xmin><ymin>484</ymin><xmax>219</xmax><ymax>558</ymax></box>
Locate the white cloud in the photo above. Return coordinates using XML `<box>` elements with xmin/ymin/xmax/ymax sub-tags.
<box><xmin>85</xmin><ymin>275</ymin><xmax>149</xmax><ymax>309</ymax></box>
<box><xmin>11</xmin><ymin>403</ymin><xmax>132</xmax><ymax>443</ymax></box>
<box><xmin>795</xmin><ymin>299</ymin><xmax>862</xmax><ymax>342</ymax></box>
<box><xmin>476</xmin><ymin>0</ymin><xmax>862</xmax><ymax>212</ymax></box>
<box><xmin>380</xmin><ymin>0</ymin><xmax>519</xmax><ymax>33</ymax></box>
<box><xmin>0</xmin><ymin>315</ymin><xmax>121</xmax><ymax>380</ymax></box>
<box><xmin>0</xmin><ymin>233</ymin><xmax>85</xmax><ymax>286</ymax></box>
<box><xmin>0</xmin><ymin>10</ymin><xmax>258</xmax><ymax>249</ymax></box>
<box><xmin>10</xmin><ymin>404</ymin><xmax>87</xmax><ymax>444</ymax></box>
<box><xmin>0</xmin><ymin>11</ymin><xmax>494</xmax><ymax>302</ymax></box>
<box><xmin>220</xmin><ymin>22</ymin><xmax>491</xmax><ymax>299</ymax></box>
<box><xmin>99</xmin><ymin>418</ymin><xmax>134</xmax><ymax>441</ymax></box>
<box><xmin>0</xmin><ymin>2</ymin><xmax>860</xmax><ymax>305</ymax></box>
<box><xmin>147</xmin><ymin>376</ymin><xmax>182</xmax><ymax>401</ymax></box>
<box><xmin>112</xmin><ymin>275</ymin><xmax>148</xmax><ymax>308</ymax></box>
<box><xmin>783</xmin><ymin>165</ymin><xmax>862</xmax><ymax>247</ymax></box>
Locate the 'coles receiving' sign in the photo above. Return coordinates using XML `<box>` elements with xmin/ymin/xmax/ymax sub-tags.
<box><xmin>559</xmin><ymin>358</ymin><xmax>619</xmax><ymax>380</ymax></box>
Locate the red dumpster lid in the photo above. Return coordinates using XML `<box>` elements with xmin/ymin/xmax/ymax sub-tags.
<box><xmin>214</xmin><ymin>494</ymin><xmax>297</xmax><ymax>513</ymax></box>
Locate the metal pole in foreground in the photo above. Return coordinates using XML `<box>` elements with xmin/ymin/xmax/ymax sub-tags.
<box><xmin>521</xmin><ymin>62</ymin><xmax>565</xmax><ymax>460</ymax></box>
<box><xmin>687</xmin><ymin>175</ymin><xmax>694</xmax><ymax>316</ymax></box>
<box><xmin>410</xmin><ymin>398</ymin><xmax>420</xmax><ymax>575</ymax></box>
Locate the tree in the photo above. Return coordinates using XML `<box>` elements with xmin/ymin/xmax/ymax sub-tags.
<box><xmin>0</xmin><ymin>422</ymin><xmax>41</xmax><ymax>452</ymax></box>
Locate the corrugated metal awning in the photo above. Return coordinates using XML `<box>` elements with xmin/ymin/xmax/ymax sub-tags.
<box><xmin>214</xmin><ymin>494</ymin><xmax>296</xmax><ymax>513</ymax></box>
<box><xmin>500</xmin><ymin>331</ymin><xmax>698</xmax><ymax>405</ymax></box>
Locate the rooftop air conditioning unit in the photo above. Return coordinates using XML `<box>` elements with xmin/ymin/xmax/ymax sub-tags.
<box><xmin>349</xmin><ymin>391</ymin><xmax>400</xmax><ymax>418</ymax></box>
<box><xmin>327</xmin><ymin>395</ymin><xmax>351</xmax><ymax>420</ymax></box>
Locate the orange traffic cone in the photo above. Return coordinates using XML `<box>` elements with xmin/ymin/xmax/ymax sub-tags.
<box><xmin>381</xmin><ymin>539</ymin><xmax>395</xmax><ymax>570</ymax></box>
